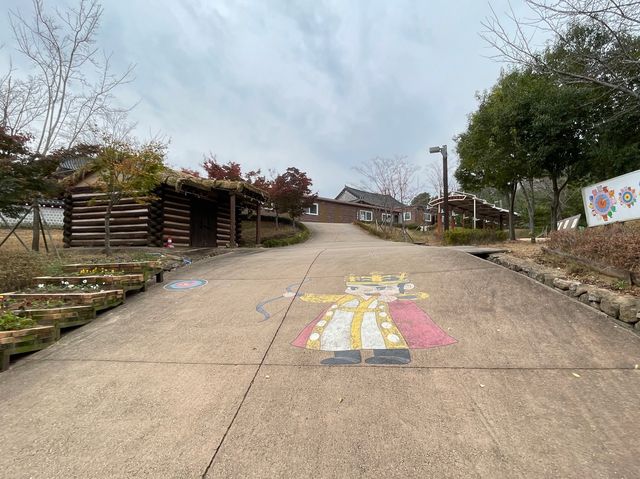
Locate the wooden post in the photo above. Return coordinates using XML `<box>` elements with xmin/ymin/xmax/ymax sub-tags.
<box><xmin>256</xmin><ymin>204</ymin><xmax>261</xmax><ymax>245</ymax></box>
<box><xmin>32</xmin><ymin>201</ymin><xmax>40</xmax><ymax>252</ymax></box>
<box><xmin>229</xmin><ymin>193</ymin><xmax>236</xmax><ymax>247</ymax></box>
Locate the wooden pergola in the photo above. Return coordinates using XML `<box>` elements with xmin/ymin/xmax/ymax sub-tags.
<box><xmin>428</xmin><ymin>191</ymin><xmax>516</xmax><ymax>229</ymax></box>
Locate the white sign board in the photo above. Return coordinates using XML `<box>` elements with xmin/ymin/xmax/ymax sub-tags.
<box><xmin>582</xmin><ymin>169</ymin><xmax>640</xmax><ymax>227</ymax></box>
<box><xmin>557</xmin><ymin>214</ymin><xmax>581</xmax><ymax>230</ymax></box>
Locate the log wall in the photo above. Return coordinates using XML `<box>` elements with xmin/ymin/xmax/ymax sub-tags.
<box><xmin>65</xmin><ymin>185</ymin><xmax>253</xmax><ymax>249</ymax></box>
<box><xmin>147</xmin><ymin>187</ymin><xmax>164</xmax><ymax>247</ymax></box>
<box><xmin>216</xmin><ymin>193</ymin><xmax>232</xmax><ymax>247</ymax></box>
<box><xmin>161</xmin><ymin>187</ymin><xmax>191</xmax><ymax>247</ymax></box>
<box><xmin>65</xmin><ymin>192</ymin><xmax>151</xmax><ymax>247</ymax></box>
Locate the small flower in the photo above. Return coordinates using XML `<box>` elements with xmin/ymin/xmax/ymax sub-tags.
<box><xmin>38</xmin><ymin>284</ymin><xmax>45</xmax><ymax>289</ymax></box>
<box><xmin>82</xmin><ymin>279</ymin><xmax>87</xmax><ymax>284</ymax></box>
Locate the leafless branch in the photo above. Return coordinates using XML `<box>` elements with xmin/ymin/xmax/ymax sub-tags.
<box><xmin>482</xmin><ymin>0</ymin><xmax>640</xmax><ymax>101</ymax></box>
<box><xmin>4</xmin><ymin>0</ymin><xmax>135</xmax><ymax>153</ymax></box>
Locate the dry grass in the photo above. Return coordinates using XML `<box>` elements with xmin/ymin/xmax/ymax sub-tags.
<box><xmin>0</xmin><ymin>228</ymin><xmax>163</xmax><ymax>293</ymax></box>
<box><xmin>488</xmin><ymin>236</ymin><xmax>640</xmax><ymax>297</ymax></box>
<box><xmin>240</xmin><ymin>219</ymin><xmax>301</xmax><ymax>247</ymax></box>
<box><xmin>0</xmin><ymin>228</ymin><xmax>64</xmax><ymax>253</ymax></box>
<box><xmin>356</xmin><ymin>222</ymin><xmax>439</xmax><ymax>244</ymax></box>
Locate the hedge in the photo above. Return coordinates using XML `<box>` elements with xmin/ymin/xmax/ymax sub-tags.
<box><xmin>443</xmin><ymin>228</ymin><xmax>508</xmax><ymax>245</ymax></box>
<box><xmin>262</xmin><ymin>222</ymin><xmax>310</xmax><ymax>248</ymax></box>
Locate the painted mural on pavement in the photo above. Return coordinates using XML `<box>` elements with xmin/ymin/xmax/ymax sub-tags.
<box><xmin>163</xmin><ymin>279</ymin><xmax>208</xmax><ymax>291</ymax></box>
<box><xmin>288</xmin><ymin>273</ymin><xmax>456</xmax><ymax>365</ymax></box>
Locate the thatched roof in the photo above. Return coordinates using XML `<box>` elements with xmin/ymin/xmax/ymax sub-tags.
<box><xmin>60</xmin><ymin>161</ymin><xmax>268</xmax><ymax>202</ymax></box>
<box><xmin>160</xmin><ymin>169</ymin><xmax>267</xmax><ymax>202</ymax></box>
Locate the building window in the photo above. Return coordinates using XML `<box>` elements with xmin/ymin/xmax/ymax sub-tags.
<box><xmin>403</xmin><ymin>211</ymin><xmax>412</xmax><ymax>221</ymax></box>
<box><xmin>424</xmin><ymin>213</ymin><xmax>432</xmax><ymax>222</ymax></box>
<box><xmin>381</xmin><ymin>212</ymin><xmax>392</xmax><ymax>223</ymax></box>
<box><xmin>304</xmin><ymin>203</ymin><xmax>319</xmax><ymax>215</ymax></box>
<box><xmin>359</xmin><ymin>210</ymin><xmax>373</xmax><ymax>222</ymax></box>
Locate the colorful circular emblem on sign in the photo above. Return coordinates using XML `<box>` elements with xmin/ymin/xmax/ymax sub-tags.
<box><xmin>588</xmin><ymin>185</ymin><xmax>616</xmax><ymax>221</ymax></box>
<box><xmin>164</xmin><ymin>279</ymin><xmax>208</xmax><ymax>291</ymax></box>
<box><xmin>618</xmin><ymin>186</ymin><xmax>637</xmax><ymax>208</ymax></box>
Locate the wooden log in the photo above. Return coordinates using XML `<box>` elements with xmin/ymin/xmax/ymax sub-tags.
<box><xmin>72</xmin><ymin>209</ymin><xmax>148</xmax><ymax>219</ymax></box>
<box><xmin>72</xmin><ymin>204</ymin><xmax>144</xmax><ymax>214</ymax></box>
<box><xmin>164</xmin><ymin>206</ymin><xmax>187</xmax><ymax>216</ymax></box>
<box><xmin>163</xmin><ymin>221</ymin><xmax>189</xmax><ymax>230</ymax></box>
<box><xmin>70</xmin><ymin>232</ymin><xmax>148</xmax><ymax>240</ymax></box>
<box><xmin>72</xmin><ymin>224</ymin><xmax>147</xmax><ymax>232</ymax></box>
<box><xmin>70</xmin><ymin>218</ymin><xmax>148</xmax><ymax>228</ymax></box>
<box><xmin>163</xmin><ymin>213</ymin><xmax>190</xmax><ymax>223</ymax></box>
<box><xmin>541</xmin><ymin>247</ymin><xmax>636</xmax><ymax>285</ymax></box>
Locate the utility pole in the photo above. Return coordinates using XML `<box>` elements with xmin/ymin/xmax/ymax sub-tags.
<box><xmin>429</xmin><ymin>144</ymin><xmax>449</xmax><ymax>231</ymax></box>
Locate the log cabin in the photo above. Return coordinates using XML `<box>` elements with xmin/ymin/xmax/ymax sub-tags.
<box><xmin>62</xmin><ymin>168</ymin><xmax>267</xmax><ymax>248</ymax></box>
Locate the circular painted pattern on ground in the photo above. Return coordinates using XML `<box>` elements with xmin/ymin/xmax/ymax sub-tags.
<box><xmin>163</xmin><ymin>279</ymin><xmax>208</xmax><ymax>291</ymax></box>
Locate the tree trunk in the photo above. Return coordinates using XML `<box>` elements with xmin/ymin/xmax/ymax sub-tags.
<box><xmin>520</xmin><ymin>178</ymin><xmax>536</xmax><ymax>243</ymax></box>
<box><xmin>550</xmin><ymin>176</ymin><xmax>568</xmax><ymax>232</ymax></box>
<box><xmin>104</xmin><ymin>201</ymin><xmax>113</xmax><ymax>257</ymax></box>
<box><xmin>31</xmin><ymin>199</ymin><xmax>40</xmax><ymax>252</ymax></box>
<box><xmin>508</xmin><ymin>183</ymin><xmax>517</xmax><ymax>241</ymax></box>
<box><xmin>274</xmin><ymin>210</ymin><xmax>279</xmax><ymax>229</ymax></box>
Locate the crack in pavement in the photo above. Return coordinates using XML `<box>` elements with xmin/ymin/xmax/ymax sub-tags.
<box><xmin>200</xmin><ymin>247</ymin><xmax>327</xmax><ymax>479</ymax></box>
<box><xmin>25</xmin><ymin>357</ymin><xmax>639</xmax><ymax>371</ymax></box>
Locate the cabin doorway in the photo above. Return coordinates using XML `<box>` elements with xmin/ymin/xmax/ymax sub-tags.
<box><xmin>190</xmin><ymin>198</ymin><xmax>217</xmax><ymax>247</ymax></box>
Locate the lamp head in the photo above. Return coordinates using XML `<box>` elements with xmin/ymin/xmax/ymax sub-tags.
<box><xmin>429</xmin><ymin>146</ymin><xmax>441</xmax><ymax>154</ymax></box>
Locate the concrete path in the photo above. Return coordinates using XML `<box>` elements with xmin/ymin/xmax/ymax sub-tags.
<box><xmin>1</xmin><ymin>223</ymin><xmax>639</xmax><ymax>478</ymax></box>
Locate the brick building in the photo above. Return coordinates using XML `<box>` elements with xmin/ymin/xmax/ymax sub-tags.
<box><xmin>301</xmin><ymin>186</ymin><xmax>429</xmax><ymax>226</ymax></box>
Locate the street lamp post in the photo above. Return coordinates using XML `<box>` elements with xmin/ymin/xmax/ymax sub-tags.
<box><xmin>429</xmin><ymin>144</ymin><xmax>449</xmax><ymax>231</ymax></box>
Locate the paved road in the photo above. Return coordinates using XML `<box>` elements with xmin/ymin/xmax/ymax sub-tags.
<box><xmin>1</xmin><ymin>223</ymin><xmax>639</xmax><ymax>478</ymax></box>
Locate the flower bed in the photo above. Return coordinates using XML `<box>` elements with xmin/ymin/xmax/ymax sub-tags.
<box><xmin>19</xmin><ymin>305</ymin><xmax>96</xmax><ymax>330</ymax></box>
<box><xmin>61</xmin><ymin>261</ymin><xmax>164</xmax><ymax>282</ymax></box>
<box><xmin>0</xmin><ymin>312</ymin><xmax>57</xmax><ymax>371</ymax></box>
<box><xmin>33</xmin><ymin>274</ymin><xmax>146</xmax><ymax>293</ymax></box>
<box><xmin>1</xmin><ymin>290</ymin><xmax>125</xmax><ymax>312</ymax></box>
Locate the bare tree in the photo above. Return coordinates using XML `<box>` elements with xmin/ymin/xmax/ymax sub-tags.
<box><xmin>426</xmin><ymin>157</ymin><xmax>458</xmax><ymax>197</ymax></box>
<box><xmin>355</xmin><ymin>155</ymin><xmax>420</xmax><ymax>238</ymax></box>
<box><xmin>5</xmin><ymin>0</ymin><xmax>134</xmax><ymax>155</ymax></box>
<box><xmin>355</xmin><ymin>156</ymin><xmax>397</xmax><ymax>229</ymax></box>
<box><xmin>0</xmin><ymin>63</ymin><xmax>46</xmax><ymax>134</ymax></box>
<box><xmin>482</xmin><ymin>1</ymin><xmax>640</xmax><ymax>101</ymax></box>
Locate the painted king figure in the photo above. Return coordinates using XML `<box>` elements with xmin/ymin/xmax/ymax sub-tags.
<box><xmin>289</xmin><ymin>273</ymin><xmax>456</xmax><ymax>365</ymax></box>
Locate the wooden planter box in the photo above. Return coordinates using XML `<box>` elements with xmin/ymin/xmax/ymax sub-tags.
<box><xmin>61</xmin><ymin>261</ymin><xmax>164</xmax><ymax>283</ymax></box>
<box><xmin>33</xmin><ymin>274</ymin><xmax>146</xmax><ymax>293</ymax></box>
<box><xmin>19</xmin><ymin>305</ymin><xmax>97</xmax><ymax>330</ymax></box>
<box><xmin>1</xmin><ymin>290</ymin><xmax>125</xmax><ymax>312</ymax></box>
<box><xmin>0</xmin><ymin>326</ymin><xmax>57</xmax><ymax>372</ymax></box>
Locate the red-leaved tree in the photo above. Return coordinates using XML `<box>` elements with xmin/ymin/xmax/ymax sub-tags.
<box><xmin>202</xmin><ymin>154</ymin><xmax>243</xmax><ymax>181</ymax></box>
<box><xmin>270</xmin><ymin>167</ymin><xmax>316</xmax><ymax>229</ymax></box>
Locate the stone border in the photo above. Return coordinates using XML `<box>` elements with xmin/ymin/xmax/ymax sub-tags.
<box><xmin>488</xmin><ymin>253</ymin><xmax>640</xmax><ymax>330</ymax></box>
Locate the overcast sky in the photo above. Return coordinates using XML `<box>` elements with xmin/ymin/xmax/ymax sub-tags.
<box><xmin>0</xmin><ymin>0</ymin><xmax>532</xmax><ymax>197</ymax></box>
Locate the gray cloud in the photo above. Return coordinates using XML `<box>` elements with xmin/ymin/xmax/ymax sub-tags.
<box><xmin>0</xmin><ymin>0</ymin><xmax>530</xmax><ymax>196</ymax></box>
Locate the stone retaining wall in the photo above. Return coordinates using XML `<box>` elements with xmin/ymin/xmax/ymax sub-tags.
<box><xmin>489</xmin><ymin>254</ymin><xmax>640</xmax><ymax>330</ymax></box>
